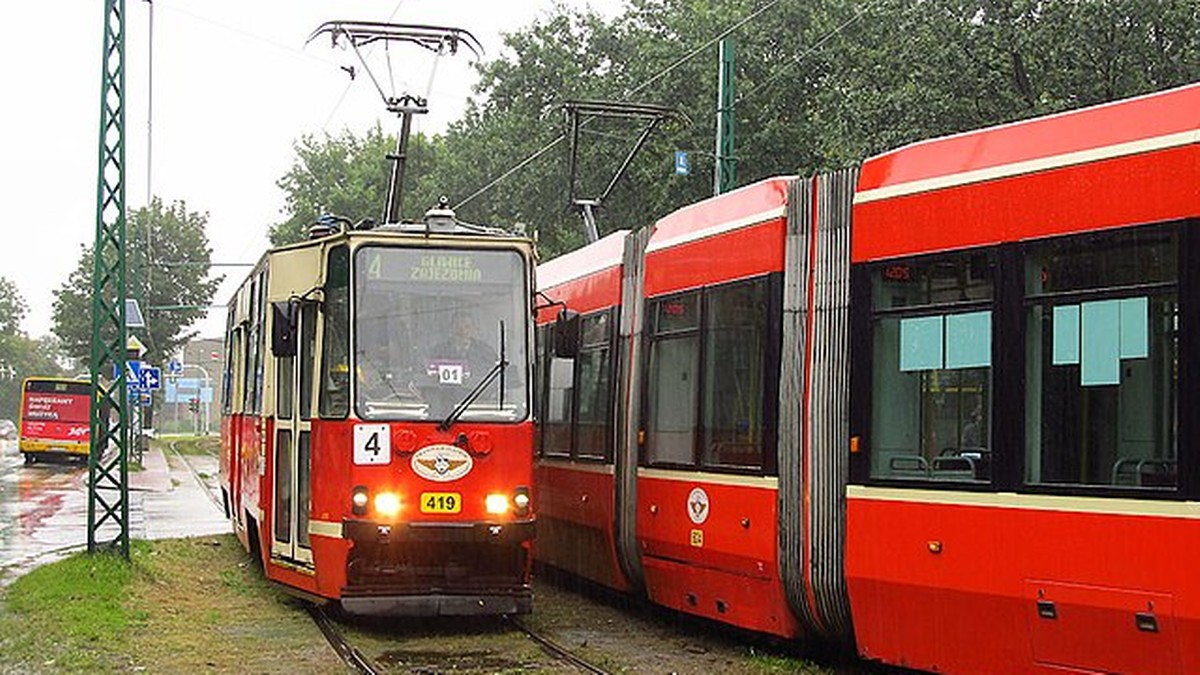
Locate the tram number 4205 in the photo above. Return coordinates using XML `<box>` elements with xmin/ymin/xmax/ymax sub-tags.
<box><xmin>421</xmin><ymin>492</ymin><xmax>462</xmax><ymax>514</ymax></box>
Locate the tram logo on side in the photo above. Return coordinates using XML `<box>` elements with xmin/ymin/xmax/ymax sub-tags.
<box><xmin>687</xmin><ymin>487</ymin><xmax>710</xmax><ymax>525</ymax></box>
<box><xmin>412</xmin><ymin>444</ymin><xmax>473</xmax><ymax>482</ymax></box>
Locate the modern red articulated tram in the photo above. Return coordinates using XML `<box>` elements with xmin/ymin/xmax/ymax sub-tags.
<box><xmin>533</xmin><ymin>82</ymin><xmax>1200</xmax><ymax>673</ymax></box>
<box><xmin>220</xmin><ymin>208</ymin><xmax>537</xmax><ymax>616</ymax></box>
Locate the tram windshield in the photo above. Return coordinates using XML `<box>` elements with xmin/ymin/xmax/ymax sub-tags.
<box><xmin>353</xmin><ymin>246</ymin><xmax>530</xmax><ymax>423</ymax></box>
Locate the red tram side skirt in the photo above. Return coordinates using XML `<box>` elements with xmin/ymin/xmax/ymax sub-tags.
<box><xmin>847</xmin><ymin>490</ymin><xmax>1199</xmax><ymax>675</ymax></box>
<box><xmin>636</xmin><ymin>474</ymin><xmax>802</xmax><ymax>639</ymax></box>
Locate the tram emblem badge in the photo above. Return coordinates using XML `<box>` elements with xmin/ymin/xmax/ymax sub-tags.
<box><xmin>687</xmin><ymin>487</ymin><xmax>710</xmax><ymax>525</ymax></box>
<box><xmin>412</xmin><ymin>444</ymin><xmax>473</xmax><ymax>482</ymax></box>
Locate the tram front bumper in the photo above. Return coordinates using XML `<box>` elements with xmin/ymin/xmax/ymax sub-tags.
<box><xmin>340</xmin><ymin>519</ymin><xmax>535</xmax><ymax>616</ymax></box>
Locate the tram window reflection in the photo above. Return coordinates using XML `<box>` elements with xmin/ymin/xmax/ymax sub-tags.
<box><xmin>869</xmin><ymin>253</ymin><xmax>995</xmax><ymax>483</ymax></box>
<box><xmin>1023</xmin><ymin>227</ymin><xmax>1178</xmax><ymax>489</ymax></box>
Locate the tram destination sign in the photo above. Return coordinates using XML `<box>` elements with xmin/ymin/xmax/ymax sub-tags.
<box><xmin>362</xmin><ymin>248</ymin><xmax>519</xmax><ymax>285</ymax></box>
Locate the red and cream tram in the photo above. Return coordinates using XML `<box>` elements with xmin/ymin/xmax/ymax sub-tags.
<box><xmin>220</xmin><ymin>208</ymin><xmax>537</xmax><ymax>615</ymax></box>
<box><xmin>534</xmin><ymin>82</ymin><xmax>1200</xmax><ymax>673</ymax></box>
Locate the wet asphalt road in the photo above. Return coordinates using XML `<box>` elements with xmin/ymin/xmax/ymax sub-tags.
<box><xmin>0</xmin><ymin>439</ymin><xmax>229</xmax><ymax>583</ymax></box>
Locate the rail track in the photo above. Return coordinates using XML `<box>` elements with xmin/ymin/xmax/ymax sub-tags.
<box><xmin>164</xmin><ymin>440</ymin><xmax>225</xmax><ymax>513</ymax></box>
<box><xmin>505</xmin><ymin>614</ymin><xmax>612</xmax><ymax>674</ymax></box>
<box><xmin>303</xmin><ymin>603</ymin><xmax>613</xmax><ymax>674</ymax></box>
<box><xmin>307</xmin><ymin>604</ymin><xmax>383</xmax><ymax>674</ymax></box>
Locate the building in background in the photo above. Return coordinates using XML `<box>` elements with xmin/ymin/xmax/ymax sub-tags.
<box><xmin>163</xmin><ymin>336</ymin><xmax>223</xmax><ymax>435</ymax></box>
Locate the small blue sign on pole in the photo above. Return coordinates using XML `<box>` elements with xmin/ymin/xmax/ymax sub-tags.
<box><xmin>674</xmin><ymin>150</ymin><xmax>689</xmax><ymax>176</ymax></box>
<box><xmin>140</xmin><ymin>366</ymin><xmax>162</xmax><ymax>391</ymax></box>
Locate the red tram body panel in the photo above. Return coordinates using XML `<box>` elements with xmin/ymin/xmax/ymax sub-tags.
<box><xmin>220</xmin><ymin>218</ymin><xmax>537</xmax><ymax>615</ymax></box>
<box><xmin>845</xmin><ymin>83</ymin><xmax>1200</xmax><ymax>674</ymax></box>
<box><xmin>534</xmin><ymin>231</ymin><xmax>634</xmax><ymax>592</ymax></box>
<box><xmin>534</xmin><ymin>81</ymin><xmax>1200</xmax><ymax>674</ymax></box>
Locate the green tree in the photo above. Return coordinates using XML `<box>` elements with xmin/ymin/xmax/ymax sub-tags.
<box><xmin>270</xmin><ymin>124</ymin><xmax>442</xmax><ymax>246</ymax></box>
<box><xmin>273</xmin><ymin>0</ymin><xmax>1199</xmax><ymax>257</ymax></box>
<box><xmin>51</xmin><ymin>199</ymin><xmax>222</xmax><ymax>366</ymax></box>
<box><xmin>0</xmin><ymin>279</ymin><xmax>69</xmax><ymax>419</ymax></box>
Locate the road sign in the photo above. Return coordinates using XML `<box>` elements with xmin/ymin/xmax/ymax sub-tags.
<box><xmin>140</xmin><ymin>366</ymin><xmax>162</xmax><ymax>390</ymax></box>
<box><xmin>167</xmin><ymin>359</ymin><xmax>182</xmax><ymax>375</ymax></box>
<box><xmin>674</xmin><ymin>150</ymin><xmax>689</xmax><ymax>176</ymax></box>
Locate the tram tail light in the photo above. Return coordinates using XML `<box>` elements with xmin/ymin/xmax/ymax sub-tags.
<box><xmin>485</xmin><ymin>493</ymin><xmax>510</xmax><ymax>515</ymax></box>
<box><xmin>513</xmin><ymin>487</ymin><xmax>531</xmax><ymax>517</ymax></box>
<box><xmin>351</xmin><ymin>485</ymin><xmax>369</xmax><ymax>515</ymax></box>
<box><xmin>374</xmin><ymin>492</ymin><xmax>402</xmax><ymax>518</ymax></box>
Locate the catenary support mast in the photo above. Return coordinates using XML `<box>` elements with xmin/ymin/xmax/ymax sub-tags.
<box><xmin>88</xmin><ymin>0</ymin><xmax>131</xmax><ymax>559</ymax></box>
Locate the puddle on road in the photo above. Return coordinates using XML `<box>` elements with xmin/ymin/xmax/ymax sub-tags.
<box><xmin>376</xmin><ymin>649</ymin><xmax>529</xmax><ymax>673</ymax></box>
<box><xmin>0</xmin><ymin>453</ymin><xmax>90</xmax><ymax>585</ymax></box>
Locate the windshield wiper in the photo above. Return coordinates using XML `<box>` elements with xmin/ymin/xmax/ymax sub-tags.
<box><xmin>439</xmin><ymin>320</ymin><xmax>506</xmax><ymax>431</ymax></box>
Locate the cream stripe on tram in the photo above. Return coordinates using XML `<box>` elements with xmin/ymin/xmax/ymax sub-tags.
<box><xmin>645</xmin><ymin>206</ymin><xmax>787</xmax><ymax>253</ymax></box>
<box><xmin>637</xmin><ymin>467</ymin><xmax>779</xmax><ymax>489</ymax></box>
<box><xmin>847</xmin><ymin>485</ymin><xmax>1200</xmax><ymax>520</ymax></box>
<box><xmin>308</xmin><ymin>520</ymin><xmax>344</xmax><ymax>539</ymax></box>
<box><xmin>854</xmin><ymin>129</ymin><xmax>1200</xmax><ymax>205</ymax></box>
<box><xmin>536</xmin><ymin>459</ymin><xmax>616</xmax><ymax>475</ymax></box>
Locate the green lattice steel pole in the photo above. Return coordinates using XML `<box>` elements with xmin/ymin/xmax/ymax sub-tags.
<box><xmin>88</xmin><ymin>0</ymin><xmax>131</xmax><ymax>559</ymax></box>
<box><xmin>714</xmin><ymin>37</ymin><xmax>736</xmax><ymax>195</ymax></box>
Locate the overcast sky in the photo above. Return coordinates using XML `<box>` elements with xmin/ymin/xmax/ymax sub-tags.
<box><xmin>2</xmin><ymin>0</ymin><xmax>623</xmax><ymax>344</ymax></box>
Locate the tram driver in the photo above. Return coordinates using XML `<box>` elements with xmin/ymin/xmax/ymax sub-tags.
<box><xmin>429</xmin><ymin>311</ymin><xmax>498</xmax><ymax>384</ymax></box>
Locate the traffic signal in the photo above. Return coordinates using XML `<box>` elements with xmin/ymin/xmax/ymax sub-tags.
<box><xmin>188</xmin><ymin>397</ymin><xmax>200</xmax><ymax>413</ymax></box>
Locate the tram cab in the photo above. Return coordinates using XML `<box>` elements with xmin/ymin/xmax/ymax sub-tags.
<box><xmin>221</xmin><ymin>208</ymin><xmax>537</xmax><ymax>616</ymax></box>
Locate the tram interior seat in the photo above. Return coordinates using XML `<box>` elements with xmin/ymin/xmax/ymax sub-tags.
<box><xmin>887</xmin><ymin>454</ymin><xmax>930</xmax><ymax>478</ymax></box>
<box><xmin>931</xmin><ymin>456</ymin><xmax>976</xmax><ymax>480</ymax></box>
<box><xmin>1111</xmin><ymin>457</ymin><xmax>1176</xmax><ymax>487</ymax></box>
<box><xmin>708</xmin><ymin>441</ymin><xmax>760</xmax><ymax>467</ymax></box>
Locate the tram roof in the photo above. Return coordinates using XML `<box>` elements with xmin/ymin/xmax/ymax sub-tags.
<box><xmin>536</xmin><ymin>229</ymin><xmax>630</xmax><ymax>290</ymax></box>
<box><xmin>852</xmin><ymin>82</ymin><xmax>1200</xmax><ymax>262</ymax></box>
<box><xmin>856</xmin><ymin>81</ymin><xmax>1200</xmax><ymax>204</ymax></box>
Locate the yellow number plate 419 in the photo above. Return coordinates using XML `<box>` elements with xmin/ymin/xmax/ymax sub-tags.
<box><xmin>420</xmin><ymin>492</ymin><xmax>461</xmax><ymax>514</ymax></box>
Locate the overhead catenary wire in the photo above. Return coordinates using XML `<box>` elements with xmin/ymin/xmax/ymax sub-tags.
<box><xmin>455</xmin><ymin>0</ymin><xmax>782</xmax><ymax>209</ymax></box>
<box><xmin>456</xmin><ymin>0</ymin><xmax>889</xmax><ymax>210</ymax></box>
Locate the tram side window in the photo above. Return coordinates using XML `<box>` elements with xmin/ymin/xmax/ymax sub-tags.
<box><xmin>1024</xmin><ymin>227</ymin><xmax>1178</xmax><ymax>489</ymax></box>
<box><xmin>543</xmin><ymin>336</ymin><xmax>574</xmax><ymax>458</ymax></box>
<box><xmin>702</xmin><ymin>279</ymin><xmax>767</xmax><ymax>469</ymax></box>
<box><xmin>533</xmin><ymin>324</ymin><xmax>548</xmax><ymax>455</ymax></box>
<box><xmin>869</xmin><ymin>254</ymin><xmax>994</xmax><ymax>482</ymax></box>
<box><xmin>575</xmin><ymin>311</ymin><xmax>614</xmax><ymax>461</ymax></box>
<box><xmin>243</xmin><ymin>271</ymin><xmax>266</xmax><ymax>415</ymax></box>
<box><xmin>319</xmin><ymin>246</ymin><xmax>350</xmax><ymax>418</ymax></box>
<box><xmin>645</xmin><ymin>293</ymin><xmax>701</xmax><ymax>466</ymax></box>
<box><xmin>222</xmin><ymin>307</ymin><xmax>236</xmax><ymax>415</ymax></box>
<box><xmin>299</xmin><ymin>304</ymin><xmax>317</xmax><ymax>420</ymax></box>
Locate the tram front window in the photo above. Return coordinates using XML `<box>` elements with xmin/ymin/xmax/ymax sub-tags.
<box><xmin>353</xmin><ymin>246</ymin><xmax>530</xmax><ymax>423</ymax></box>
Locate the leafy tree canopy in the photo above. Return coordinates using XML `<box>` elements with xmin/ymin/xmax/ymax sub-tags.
<box><xmin>273</xmin><ymin>0</ymin><xmax>1200</xmax><ymax>256</ymax></box>
<box><xmin>0</xmin><ymin>278</ymin><xmax>69</xmax><ymax>419</ymax></box>
<box><xmin>52</xmin><ymin>199</ymin><xmax>222</xmax><ymax>366</ymax></box>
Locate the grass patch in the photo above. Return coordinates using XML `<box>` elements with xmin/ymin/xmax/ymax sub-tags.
<box><xmin>0</xmin><ymin>537</ymin><xmax>344</xmax><ymax>673</ymax></box>
<box><xmin>0</xmin><ymin>543</ymin><xmax>146</xmax><ymax>672</ymax></box>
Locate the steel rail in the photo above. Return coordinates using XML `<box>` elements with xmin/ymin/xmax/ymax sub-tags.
<box><xmin>306</xmin><ymin>604</ymin><xmax>381</xmax><ymax>675</ymax></box>
<box><xmin>505</xmin><ymin>615</ymin><xmax>612</xmax><ymax>675</ymax></box>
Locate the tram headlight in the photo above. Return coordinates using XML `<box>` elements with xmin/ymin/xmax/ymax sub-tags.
<box><xmin>485</xmin><ymin>493</ymin><xmax>510</xmax><ymax>515</ymax></box>
<box><xmin>351</xmin><ymin>485</ymin><xmax>369</xmax><ymax>515</ymax></box>
<box><xmin>513</xmin><ymin>487</ymin><xmax>531</xmax><ymax>517</ymax></box>
<box><xmin>374</xmin><ymin>492</ymin><xmax>402</xmax><ymax>518</ymax></box>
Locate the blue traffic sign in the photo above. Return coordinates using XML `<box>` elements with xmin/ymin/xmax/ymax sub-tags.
<box><xmin>140</xmin><ymin>366</ymin><xmax>162</xmax><ymax>390</ymax></box>
<box><xmin>674</xmin><ymin>150</ymin><xmax>689</xmax><ymax>176</ymax></box>
<box><xmin>167</xmin><ymin>359</ymin><xmax>183</xmax><ymax>375</ymax></box>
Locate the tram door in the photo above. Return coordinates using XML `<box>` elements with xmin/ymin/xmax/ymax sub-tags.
<box><xmin>271</xmin><ymin>304</ymin><xmax>316</xmax><ymax>566</ymax></box>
